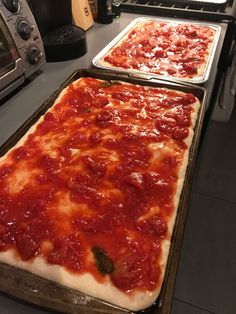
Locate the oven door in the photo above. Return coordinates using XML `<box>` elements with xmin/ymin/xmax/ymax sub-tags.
<box><xmin>0</xmin><ymin>14</ymin><xmax>24</xmax><ymax>98</ymax></box>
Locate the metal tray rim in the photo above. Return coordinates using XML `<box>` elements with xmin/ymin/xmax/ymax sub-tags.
<box><xmin>92</xmin><ymin>16</ymin><xmax>222</xmax><ymax>85</ymax></box>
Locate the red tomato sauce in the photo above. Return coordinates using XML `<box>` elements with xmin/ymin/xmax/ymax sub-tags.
<box><xmin>0</xmin><ymin>78</ymin><xmax>196</xmax><ymax>293</ymax></box>
<box><xmin>104</xmin><ymin>21</ymin><xmax>214</xmax><ymax>79</ymax></box>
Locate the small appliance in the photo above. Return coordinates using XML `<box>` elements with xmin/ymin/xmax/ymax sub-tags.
<box><xmin>0</xmin><ymin>0</ymin><xmax>46</xmax><ymax>100</ymax></box>
<box><xmin>28</xmin><ymin>0</ymin><xmax>87</xmax><ymax>62</ymax></box>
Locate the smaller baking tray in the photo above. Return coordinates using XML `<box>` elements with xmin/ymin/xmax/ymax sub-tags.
<box><xmin>0</xmin><ymin>69</ymin><xmax>207</xmax><ymax>314</ymax></box>
<box><xmin>92</xmin><ymin>17</ymin><xmax>222</xmax><ymax>85</ymax></box>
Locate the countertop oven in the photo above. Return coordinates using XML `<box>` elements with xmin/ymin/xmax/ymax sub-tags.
<box><xmin>0</xmin><ymin>0</ymin><xmax>45</xmax><ymax>100</ymax></box>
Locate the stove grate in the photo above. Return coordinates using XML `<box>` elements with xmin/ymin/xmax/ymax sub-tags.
<box><xmin>120</xmin><ymin>0</ymin><xmax>236</xmax><ymax>22</ymax></box>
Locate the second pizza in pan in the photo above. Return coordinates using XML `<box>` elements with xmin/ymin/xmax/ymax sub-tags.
<box><xmin>94</xmin><ymin>18</ymin><xmax>220</xmax><ymax>83</ymax></box>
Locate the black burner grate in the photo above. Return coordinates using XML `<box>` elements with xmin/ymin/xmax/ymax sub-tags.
<box><xmin>120</xmin><ymin>0</ymin><xmax>236</xmax><ymax>22</ymax></box>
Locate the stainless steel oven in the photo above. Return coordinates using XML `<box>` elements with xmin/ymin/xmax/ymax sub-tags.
<box><xmin>120</xmin><ymin>0</ymin><xmax>236</xmax><ymax>121</ymax></box>
<box><xmin>0</xmin><ymin>0</ymin><xmax>45</xmax><ymax>100</ymax></box>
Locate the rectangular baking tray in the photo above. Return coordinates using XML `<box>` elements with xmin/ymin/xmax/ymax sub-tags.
<box><xmin>0</xmin><ymin>69</ymin><xmax>207</xmax><ymax>314</ymax></box>
<box><xmin>92</xmin><ymin>17</ymin><xmax>222</xmax><ymax>85</ymax></box>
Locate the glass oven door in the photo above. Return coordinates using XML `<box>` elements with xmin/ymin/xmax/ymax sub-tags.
<box><xmin>0</xmin><ymin>14</ymin><xmax>24</xmax><ymax>94</ymax></box>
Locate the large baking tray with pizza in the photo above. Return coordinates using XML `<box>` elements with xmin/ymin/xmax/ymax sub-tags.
<box><xmin>0</xmin><ymin>68</ymin><xmax>206</xmax><ymax>314</ymax></box>
<box><xmin>92</xmin><ymin>17</ymin><xmax>222</xmax><ymax>85</ymax></box>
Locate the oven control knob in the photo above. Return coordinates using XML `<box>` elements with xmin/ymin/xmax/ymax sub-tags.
<box><xmin>27</xmin><ymin>46</ymin><xmax>42</xmax><ymax>65</ymax></box>
<box><xmin>17</xmin><ymin>19</ymin><xmax>34</xmax><ymax>40</ymax></box>
<box><xmin>3</xmin><ymin>0</ymin><xmax>20</xmax><ymax>14</ymax></box>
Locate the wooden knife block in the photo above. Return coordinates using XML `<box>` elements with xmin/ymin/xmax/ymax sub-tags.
<box><xmin>71</xmin><ymin>0</ymin><xmax>94</xmax><ymax>30</ymax></box>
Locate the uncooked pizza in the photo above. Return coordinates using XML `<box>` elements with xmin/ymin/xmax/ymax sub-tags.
<box><xmin>0</xmin><ymin>77</ymin><xmax>200</xmax><ymax>311</ymax></box>
<box><xmin>100</xmin><ymin>19</ymin><xmax>217</xmax><ymax>80</ymax></box>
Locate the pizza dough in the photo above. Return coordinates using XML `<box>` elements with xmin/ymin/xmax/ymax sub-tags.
<box><xmin>98</xmin><ymin>19</ymin><xmax>217</xmax><ymax>81</ymax></box>
<box><xmin>0</xmin><ymin>77</ymin><xmax>200</xmax><ymax>311</ymax></box>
